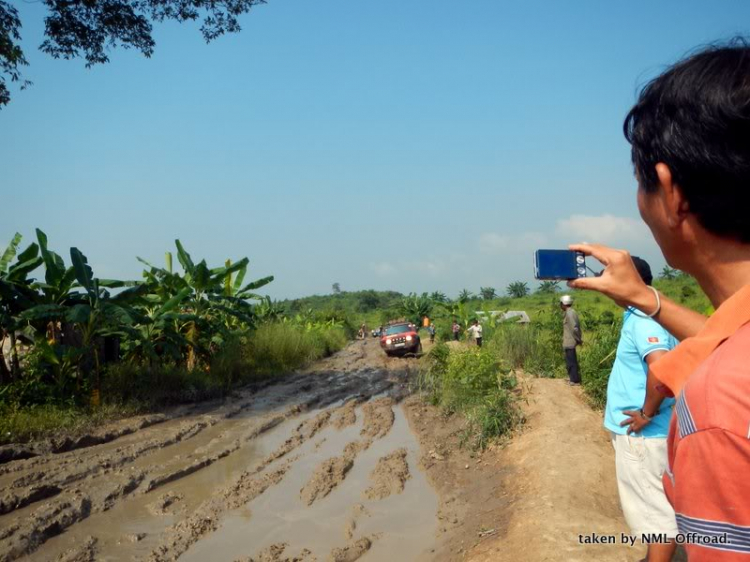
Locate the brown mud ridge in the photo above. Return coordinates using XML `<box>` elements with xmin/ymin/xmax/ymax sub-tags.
<box><xmin>0</xmin><ymin>341</ymin><xmax>437</xmax><ymax>562</ymax></box>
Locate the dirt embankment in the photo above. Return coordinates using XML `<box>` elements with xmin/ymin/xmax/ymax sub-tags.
<box><xmin>404</xmin><ymin>373</ymin><xmax>642</xmax><ymax>561</ymax></box>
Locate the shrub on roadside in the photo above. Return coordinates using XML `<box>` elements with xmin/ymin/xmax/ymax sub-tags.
<box><xmin>489</xmin><ymin>321</ymin><xmax>565</xmax><ymax>378</ymax></box>
<box><xmin>102</xmin><ymin>363</ymin><xmax>226</xmax><ymax>406</ymax></box>
<box><xmin>418</xmin><ymin>344</ymin><xmax>522</xmax><ymax>448</ymax></box>
<box><xmin>578</xmin><ymin>318</ymin><xmax>621</xmax><ymax>408</ymax></box>
<box><xmin>246</xmin><ymin>322</ymin><xmax>347</xmax><ymax>375</ymax></box>
<box><xmin>0</xmin><ymin>402</ymin><xmax>140</xmax><ymax>445</ymax></box>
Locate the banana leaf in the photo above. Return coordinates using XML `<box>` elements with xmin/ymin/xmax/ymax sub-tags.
<box><xmin>0</xmin><ymin>232</ymin><xmax>22</xmax><ymax>273</ymax></box>
<box><xmin>237</xmin><ymin>275</ymin><xmax>274</xmax><ymax>296</ymax></box>
<box><xmin>36</xmin><ymin>228</ymin><xmax>66</xmax><ymax>287</ymax></box>
<box><xmin>70</xmin><ymin>247</ymin><xmax>94</xmax><ymax>296</ymax></box>
<box><xmin>174</xmin><ymin>240</ymin><xmax>194</xmax><ymax>274</ymax></box>
<box><xmin>19</xmin><ymin>303</ymin><xmax>68</xmax><ymax>321</ymax></box>
<box><xmin>8</xmin><ymin>255</ymin><xmax>43</xmax><ymax>281</ymax></box>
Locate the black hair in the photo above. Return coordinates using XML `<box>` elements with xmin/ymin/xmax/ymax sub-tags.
<box><xmin>624</xmin><ymin>38</ymin><xmax>750</xmax><ymax>242</ymax></box>
<box><xmin>630</xmin><ymin>256</ymin><xmax>653</xmax><ymax>286</ymax></box>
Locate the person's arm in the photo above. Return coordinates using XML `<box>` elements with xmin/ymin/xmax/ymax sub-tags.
<box><xmin>568</xmin><ymin>244</ymin><xmax>708</xmax><ymax>341</ymax></box>
<box><xmin>621</xmin><ymin>350</ymin><xmax>668</xmax><ymax>434</ymax></box>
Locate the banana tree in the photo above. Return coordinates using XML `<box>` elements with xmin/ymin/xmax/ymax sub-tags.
<box><xmin>64</xmin><ymin>247</ymin><xmax>143</xmax><ymax>395</ymax></box>
<box><xmin>254</xmin><ymin>296</ymin><xmax>285</xmax><ymax>323</ymax></box>
<box><xmin>438</xmin><ymin>300</ymin><xmax>471</xmax><ymax>330</ymax></box>
<box><xmin>399</xmin><ymin>293</ymin><xmax>433</xmax><ymax>327</ymax></box>
<box><xmin>458</xmin><ymin>289</ymin><xmax>473</xmax><ymax>303</ymax></box>
<box><xmin>137</xmin><ymin>241</ymin><xmax>273</xmax><ymax>368</ymax></box>
<box><xmin>19</xmin><ymin>229</ymin><xmax>80</xmax><ymax>344</ymax></box>
<box><xmin>0</xmin><ymin>232</ymin><xmax>43</xmax><ymax>381</ymax></box>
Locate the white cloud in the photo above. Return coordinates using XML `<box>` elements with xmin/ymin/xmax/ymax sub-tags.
<box><xmin>405</xmin><ymin>260</ymin><xmax>446</xmax><ymax>276</ymax></box>
<box><xmin>370</xmin><ymin>261</ymin><xmax>397</xmax><ymax>276</ymax></box>
<box><xmin>479</xmin><ymin>231</ymin><xmax>548</xmax><ymax>254</ymax></box>
<box><xmin>556</xmin><ymin>214</ymin><xmax>648</xmax><ymax>244</ymax></box>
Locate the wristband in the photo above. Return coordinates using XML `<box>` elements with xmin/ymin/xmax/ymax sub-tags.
<box><xmin>631</xmin><ymin>286</ymin><xmax>661</xmax><ymax>319</ymax></box>
<box><xmin>639</xmin><ymin>408</ymin><xmax>653</xmax><ymax>421</ymax></box>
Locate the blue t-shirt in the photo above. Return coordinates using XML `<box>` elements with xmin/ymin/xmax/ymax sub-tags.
<box><xmin>604</xmin><ymin>309</ymin><xmax>677</xmax><ymax>438</ymax></box>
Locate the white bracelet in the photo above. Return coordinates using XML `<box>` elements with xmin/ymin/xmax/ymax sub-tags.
<box><xmin>632</xmin><ymin>286</ymin><xmax>661</xmax><ymax>318</ymax></box>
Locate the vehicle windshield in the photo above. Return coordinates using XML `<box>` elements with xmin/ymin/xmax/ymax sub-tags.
<box><xmin>384</xmin><ymin>324</ymin><xmax>411</xmax><ymax>336</ymax></box>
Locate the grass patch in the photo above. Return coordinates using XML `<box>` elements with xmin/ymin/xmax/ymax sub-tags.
<box><xmin>418</xmin><ymin>343</ymin><xmax>523</xmax><ymax>449</ymax></box>
<box><xmin>0</xmin><ymin>402</ymin><xmax>141</xmax><ymax>445</ymax></box>
<box><xmin>246</xmin><ymin>322</ymin><xmax>348</xmax><ymax>375</ymax></box>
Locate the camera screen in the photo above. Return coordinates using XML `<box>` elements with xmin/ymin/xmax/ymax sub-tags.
<box><xmin>535</xmin><ymin>250</ymin><xmax>583</xmax><ymax>280</ymax></box>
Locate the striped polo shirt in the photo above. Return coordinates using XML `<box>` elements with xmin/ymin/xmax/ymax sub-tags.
<box><xmin>652</xmin><ymin>285</ymin><xmax>750</xmax><ymax>560</ymax></box>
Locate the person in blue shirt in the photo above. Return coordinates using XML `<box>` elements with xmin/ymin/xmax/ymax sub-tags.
<box><xmin>605</xmin><ymin>257</ymin><xmax>678</xmax><ymax>562</ymax></box>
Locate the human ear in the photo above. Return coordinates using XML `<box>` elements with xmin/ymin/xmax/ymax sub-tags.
<box><xmin>655</xmin><ymin>163</ymin><xmax>687</xmax><ymax>228</ymax></box>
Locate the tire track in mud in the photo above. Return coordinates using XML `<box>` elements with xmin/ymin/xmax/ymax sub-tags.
<box><xmin>299</xmin><ymin>398</ymin><xmax>396</xmax><ymax>506</ymax></box>
<box><xmin>0</xmin><ymin>341</ymin><xmax>425</xmax><ymax>561</ymax></box>
<box><xmin>363</xmin><ymin>448</ymin><xmax>410</xmax><ymax>500</ymax></box>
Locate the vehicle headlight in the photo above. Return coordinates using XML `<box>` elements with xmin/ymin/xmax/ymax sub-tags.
<box><xmin>385</xmin><ymin>338</ymin><xmax>392</xmax><ymax>345</ymax></box>
<box><xmin>405</xmin><ymin>335</ymin><xmax>413</xmax><ymax>341</ymax></box>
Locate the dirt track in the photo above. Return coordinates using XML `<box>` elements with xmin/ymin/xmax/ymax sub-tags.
<box><xmin>0</xmin><ymin>340</ymin><xmax>640</xmax><ymax>562</ymax></box>
<box><xmin>0</xmin><ymin>341</ymin><xmax>439</xmax><ymax>562</ymax></box>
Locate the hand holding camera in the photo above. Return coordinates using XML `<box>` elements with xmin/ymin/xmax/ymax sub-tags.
<box><xmin>565</xmin><ymin>243</ymin><xmax>657</xmax><ymax>312</ymax></box>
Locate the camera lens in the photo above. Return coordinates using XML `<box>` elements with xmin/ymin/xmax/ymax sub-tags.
<box><xmin>576</xmin><ymin>255</ymin><xmax>584</xmax><ymax>264</ymax></box>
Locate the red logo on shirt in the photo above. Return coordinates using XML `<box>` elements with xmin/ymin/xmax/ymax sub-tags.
<box><xmin>648</xmin><ymin>337</ymin><xmax>660</xmax><ymax>343</ymax></box>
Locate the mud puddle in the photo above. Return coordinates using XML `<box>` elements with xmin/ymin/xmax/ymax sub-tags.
<box><xmin>181</xmin><ymin>405</ymin><xmax>438</xmax><ymax>562</ymax></box>
<box><xmin>24</xmin><ymin>414</ymin><xmax>305</xmax><ymax>562</ymax></box>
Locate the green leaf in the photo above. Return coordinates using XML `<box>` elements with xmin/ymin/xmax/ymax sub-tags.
<box><xmin>156</xmin><ymin>287</ymin><xmax>192</xmax><ymax>316</ymax></box>
<box><xmin>137</xmin><ymin>256</ymin><xmax>159</xmax><ymax>271</ymax></box>
<box><xmin>0</xmin><ymin>232</ymin><xmax>22</xmax><ymax>274</ymax></box>
<box><xmin>232</xmin><ymin>262</ymin><xmax>247</xmax><ymax>295</ymax></box>
<box><xmin>165</xmin><ymin>252</ymin><xmax>173</xmax><ymax>274</ymax></box>
<box><xmin>238</xmin><ymin>275</ymin><xmax>274</xmax><ymax>294</ymax></box>
<box><xmin>224</xmin><ymin>259</ymin><xmax>232</xmax><ymax>296</ymax></box>
<box><xmin>19</xmin><ymin>304</ymin><xmax>68</xmax><ymax>322</ymax></box>
<box><xmin>175</xmin><ymin>240</ymin><xmax>194</xmax><ymax>274</ymax></box>
<box><xmin>8</xmin><ymin>255</ymin><xmax>43</xmax><ymax>281</ymax></box>
<box><xmin>36</xmin><ymin>229</ymin><xmax>65</xmax><ymax>287</ymax></box>
<box><xmin>192</xmin><ymin>261</ymin><xmax>211</xmax><ymax>291</ymax></box>
<box><xmin>70</xmin><ymin>248</ymin><xmax>94</xmax><ymax>295</ymax></box>
<box><xmin>16</xmin><ymin>242</ymin><xmax>39</xmax><ymax>264</ymax></box>
<box><xmin>98</xmin><ymin>279</ymin><xmax>140</xmax><ymax>289</ymax></box>
<box><xmin>66</xmin><ymin>303</ymin><xmax>92</xmax><ymax>324</ymax></box>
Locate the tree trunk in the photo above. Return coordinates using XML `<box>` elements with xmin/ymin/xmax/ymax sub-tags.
<box><xmin>0</xmin><ymin>331</ymin><xmax>10</xmax><ymax>384</ymax></box>
<box><xmin>9</xmin><ymin>330</ymin><xmax>19</xmax><ymax>380</ymax></box>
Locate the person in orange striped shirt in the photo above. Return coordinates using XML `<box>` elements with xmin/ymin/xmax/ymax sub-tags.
<box><xmin>569</xmin><ymin>40</ymin><xmax>750</xmax><ymax>561</ymax></box>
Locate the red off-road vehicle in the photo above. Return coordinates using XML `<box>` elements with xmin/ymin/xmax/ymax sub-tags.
<box><xmin>380</xmin><ymin>322</ymin><xmax>422</xmax><ymax>357</ymax></box>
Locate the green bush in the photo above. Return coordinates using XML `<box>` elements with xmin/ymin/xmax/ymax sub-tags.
<box><xmin>102</xmin><ymin>363</ymin><xmax>226</xmax><ymax>406</ymax></box>
<box><xmin>578</xmin><ymin>318</ymin><xmax>622</xmax><ymax>408</ymax></box>
<box><xmin>246</xmin><ymin>322</ymin><xmax>347</xmax><ymax>375</ymax></box>
<box><xmin>417</xmin><ymin>344</ymin><xmax>522</xmax><ymax>448</ymax></box>
<box><xmin>0</xmin><ymin>402</ymin><xmax>140</xmax><ymax>445</ymax></box>
<box><xmin>488</xmin><ymin>317</ymin><xmax>565</xmax><ymax>378</ymax></box>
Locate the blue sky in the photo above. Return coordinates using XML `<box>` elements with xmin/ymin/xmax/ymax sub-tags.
<box><xmin>2</xmin><ymin>0</ymin><xmax>749</xmax><ymax>299</ymax></box>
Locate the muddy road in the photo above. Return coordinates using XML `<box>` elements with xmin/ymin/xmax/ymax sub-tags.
<box><xmin>0</xmin><ymin>341</ymin><xmax>440</xmax><ymax>562</ymax></box>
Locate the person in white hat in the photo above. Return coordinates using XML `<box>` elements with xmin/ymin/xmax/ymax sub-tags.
<box><xmin>560</xmin><ymin>294</ymin><xmax>582</xmax><ymax>385</ymax></box>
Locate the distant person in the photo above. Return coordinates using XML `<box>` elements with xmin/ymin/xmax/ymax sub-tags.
<box><xmin>451</xmin><ymin>320</ymin><xmax>460</xmax><ymax>341</ymax></box>
<box><xmin>606</xmin><ymin>257</ymin><xmax>679</xmax><ymax>562</ymax></box>
<box><xmin>467</xmin><ymin>319</ymin><xmax>483</xmax><ymax>347</ymax></box>
<box><xmin>568</xmin><ymin>41</ymin><xmax>750</xmax><ymax>559</ymax></box>
<box><xmin>358</xmin><ymin>323</ymin><xmax>366</xmax><ymax>340</ymax></box>
<box><xmin>560</xmin><ymin>295</ymin><xmax>582</xmax><ymax>386</ymax></box>
<box><xmin>428</xmin><ymin>323</ymin><xmax>436</xmax><ymax>343</ymax></box>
